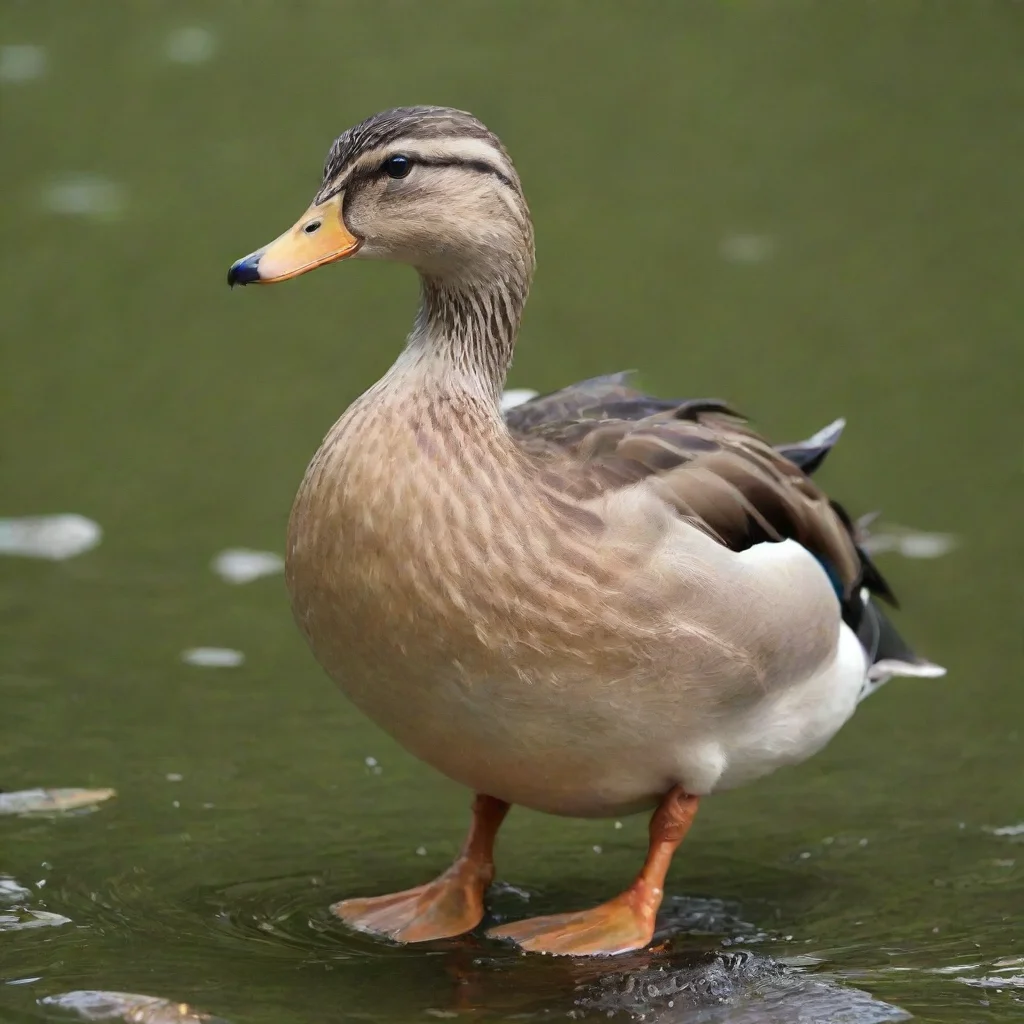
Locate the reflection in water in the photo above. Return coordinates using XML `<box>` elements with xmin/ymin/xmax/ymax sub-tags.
<box><xmin>58</xmin><ymin>868</ymin><xmax>905</xmax><ymax>1021</ymax></box>
<box><xmin>421</xmin><ymin>944</ymin><xmax>912</xmax><ymax>1022</ymax></box>
<box><xmin>20</xmin><ymin>857</ymin><xmax>1020</xmax><ymax>1021</ymax></box>
<box><xmin>571</xmin><ymin>951</ymin><xmax>909</xmax><ymax>1023</ymax></box>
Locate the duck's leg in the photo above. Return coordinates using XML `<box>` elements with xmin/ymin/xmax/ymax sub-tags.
<box><xmin>332</xmin><ymin>793</ymin><xmax>509</xmax><ymax>942</ymax></box>
<box><xmin>486</xmin><ymin>786</ymin><xmax>698</xmax><ymax>956</ymax></box>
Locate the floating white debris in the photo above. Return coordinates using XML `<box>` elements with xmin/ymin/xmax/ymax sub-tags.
<box><xmin>592</xmin><ymin>844</ymin><xmax>603</xmax><ymax>854</ymax></box>
<box><xmin>860</xmin><ymin>523</ymin><xmax>957</xmax><ymax>559</ymax></box>
<box><xmin>984</xmin><ymin>823</ymin><xmax>1024</xmax><ymax>837</ymax></box>
<box><xmin>995</xmin><ymin>956</ymin><xmax>1024</xmax><ymax>968</ymax></box>
<box><xmin>0</xmin><ymin>44</ymin><xmax>47</xmax><ymax>83</ymax></box>
<box><xmin>614</xmin><ymin>820</ymin><xmax>623</xmax><ymax>829</ymax></box>
<box><xmin>719</xmin><ymin>233</ymin><xmax>776</xmax><ymax>264</ymax></box>
<box><xmin>181</xmin><ymin>648</ymin><xmax>244</xmax><ymax>668</ymax></box>
<box><xmin>164</xmin><ymin>27</ymin><xmax>218</xmax><ymax>64</ymax></box>
<box><xmin>0</xmin><ymin>909</ymin><xmax>71</xmax><ymax>932</ymax></box>
<box><xmin>415</xmin><ymin>846</ymin><xmax>427</xmax><ymax>856</ymax></box>
<box><xmin>958</xmin><ymin>975</ymin><xmax>1024</xmax><ymax>989</ymax></box>
<box><xmin>42</xmin><ymin>175</ymin><xmax>125</xmax><ymax>220</ymax></box>
<box><xmin>165</xmin><ymin>773</ymin><xmax>183</xmax><ymax>782</ymax></box>
<box><xmin>898</xmin><ymin>534</ymin><xmax>956</xmax><ymax>558</ymax></box>
<box><xmin>211</xmin><ymin>548</ymin><xmax>283</xmax><ymax>584</ymax></box>
<box><xmin>924</xmin><ymin>962</ymin><xmax>985</xmax><ymax>975</ymax></box>
<box><xmin>39</xmin><ymin>990</ymin><xmax>226</xmax><ymax>1022</ymax></box>
<box><xmin>0</xmin><ymin>514</ymin><xmax>101</xmax><ymax>560</ymax></box>
<box><xmin>0</xmin><ymin>878</ymin><xmax>31</xmax><ymax>902</ymax></box>
<box><xmin>776</xmin><ymin>954</ymin><xmax>827</xmax><ymax>968</ymax></box>
<box><xmin>499</xmin><ymin>388</ymin><xmax>538</xmax><ymax>411</ymax></box>
<box><xmin>364</xmin><ymin>756</ymin><xmax>378</xmax><ymax>768</ymax></box>
<box><xmin>0</xmin><ymin>787</ymin><xmax>115</xmax><ymax>816</ymax></box>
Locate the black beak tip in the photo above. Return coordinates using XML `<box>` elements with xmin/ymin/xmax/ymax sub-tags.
<box><xmin>227</xmin><ymin>254</ymin><xmax>262</xmax><ymax>288</ymax></box>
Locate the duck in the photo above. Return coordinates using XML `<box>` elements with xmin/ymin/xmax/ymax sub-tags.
<box><xmin>227</xmin><ymin>106</ymin><xmax>945</xmax><ymax>957</ymax></box>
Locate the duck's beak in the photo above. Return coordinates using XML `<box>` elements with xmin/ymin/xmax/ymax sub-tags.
<box><xmin>227</xmin><ymin>193</ymin><xmax>360</xmax><ymax>286</ymax></box>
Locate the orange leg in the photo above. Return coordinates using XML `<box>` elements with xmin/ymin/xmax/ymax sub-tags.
<box><xmin>332</xmin><ymin>793</ymin><xmax>509</xmax><ymax>942</ymax></box>
<box><xmin>486</xmin><ymin>786</ymin><xmax>699</xmax><ymax>956</ymax></box>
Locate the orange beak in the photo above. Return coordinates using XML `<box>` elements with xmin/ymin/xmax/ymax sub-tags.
<box><xmin>227</xmin><ymin>193</ymin><xmax>360</xmax><ymax>286</ymax></box>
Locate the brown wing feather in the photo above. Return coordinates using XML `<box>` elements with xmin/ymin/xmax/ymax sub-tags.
<box><xmin>507</xmin><ymin>375</ymin><xmax>867</xmax><ymax>600</ymax></box>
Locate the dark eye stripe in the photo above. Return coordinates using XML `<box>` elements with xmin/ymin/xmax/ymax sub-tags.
<box><xmin>370</xmin><ymin>155</ymin><xmax>514</xmax><ymax>188</ymax></box>
<box><xmin>319</xmin><ymin>152</ymin><xmax>516</xmax><ymax>203</ymax></box>
<box><xmin>415</xmin><ymin>156</ymin><xmax>515</xmax><ymax>190</ymax></box>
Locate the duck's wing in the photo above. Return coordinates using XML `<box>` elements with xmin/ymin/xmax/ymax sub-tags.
<box><xmin>504</xmin><ymin>373</ymin><xmax>844</xmax><ymax>477</ymax></box>
<box><xmin>508</xmin><ymin>375</ymin><xmax>897</xmax><ymax>631</ymax></box>
<box><xmin>509</xmin><ymin>373</ymin><xmax>942</xmax><ymax>679</ymax></box>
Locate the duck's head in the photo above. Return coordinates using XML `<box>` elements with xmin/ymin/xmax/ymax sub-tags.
<box><xmin>227</xmin><ymin>106</ymin><xmax>534</xmax><ymax>288</ymax></box>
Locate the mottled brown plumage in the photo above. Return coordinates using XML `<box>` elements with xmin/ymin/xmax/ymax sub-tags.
<box><xmin>504</xmin><ymin>371</ymin><xmax>882</xmax><ymax>613</ymax></box>
<box><xmin>228</xmin><ymin>105</ymin><xmax>943</xmax><ymax>958</ymax></box>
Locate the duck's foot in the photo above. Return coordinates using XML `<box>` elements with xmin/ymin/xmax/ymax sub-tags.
<box><xmin>486</xmin><ymin>888</ymin><xmax>657</xmax><ymax>955</ymax></box>
<box><xmin>333</xmin><ymin>861</ymin><xmax>488</xmax><ymax>942</ymax></box>
<box><xmin>332</xmin><ymin>793</ymin><xmax>509</xmax><ymax>943</ymax></box>
<box><xmin>487</xmin><ymin>787</ymin><xmax>699</xmax><ymax>957</ymax></box>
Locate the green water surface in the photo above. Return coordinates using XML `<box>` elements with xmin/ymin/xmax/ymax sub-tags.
<box><xmin>2</xmin><ymin>2</ymin><xmax>1021</xmax><ymax>1022</ymax></box>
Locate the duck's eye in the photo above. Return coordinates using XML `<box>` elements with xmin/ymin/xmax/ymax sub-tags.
<box><xmin>382</xmin><ymin>155</ymin><xmax>412</xmax><ymax>179</ymax></box>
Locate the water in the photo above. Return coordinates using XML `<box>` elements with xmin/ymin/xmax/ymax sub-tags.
<box><xmin>2</xmin><ymin>2</ymin><xmax>1021</xmax><ymax>1021</ymax></box>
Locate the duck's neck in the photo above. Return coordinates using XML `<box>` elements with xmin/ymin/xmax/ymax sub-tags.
<box><xmin>398</xmin><ymin>261</ymin><xmax>531</xmax><ymax>406</ymax></box>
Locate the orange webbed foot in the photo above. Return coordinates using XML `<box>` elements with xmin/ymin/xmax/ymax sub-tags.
<box><xmin>333</xmin><ymin>861</ymin><xmax>489</xmax><ymax>942</ymax></box>
<box><xmin>488</xmin><ymin>788</ymin><xmax>699</xmax><ymax>957</ymax></box>
<box><xmin>332</xmin><ymin>793</ymin><xmax>509</xmax><ymax>944</ymax></box>
<box><xmin>486</xmin><ymin>890</ymin><xmax>656</xmax><ymax>956</ymax></box>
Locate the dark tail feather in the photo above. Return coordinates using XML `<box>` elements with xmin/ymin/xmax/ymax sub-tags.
<box><xmin>771</xmin><ymin>417</ymin><xmax>944</xmax><ymax>696</ymax></box>
<box><xmin>776</xmin><ymin>418</ymin><xmax>846</xmax><ymax>476</ymax></box>
<box><xmin>857</xmin><ymin>594</ymin><xmax>946</xmax><ymax>700</ymax></box>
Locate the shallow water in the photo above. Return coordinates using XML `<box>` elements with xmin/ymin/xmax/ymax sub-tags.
<box><xmin>2</xmin><ymin>3</ymin><xmax>1021</xmax><ymax>1022</ymax></box>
